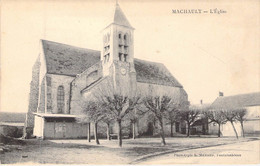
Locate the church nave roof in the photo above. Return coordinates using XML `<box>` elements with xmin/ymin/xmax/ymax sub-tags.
<box><xmin>41</xmin><ymin>40</ymin><xmax>183</xmax><ymax>88</ymax></box>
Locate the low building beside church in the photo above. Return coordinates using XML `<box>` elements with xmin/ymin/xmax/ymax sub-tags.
<box><xmin>209</xmin><ymin>92</ymin><xmax>260</xmax><ymax>137</ymax></box>
<box><xmin>25</xmin><ymin>3</ymin><xmax>188</xmax><ymax>139</ymax></box>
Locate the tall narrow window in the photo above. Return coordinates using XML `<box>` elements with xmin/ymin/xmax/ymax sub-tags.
<box><xmin>119</xmin><ymin>53</ymin><xmax>122</xmax><ymax>61</ymax></box>
<box><xmin>104</xmin><ymin>55</ymin><xmax>107</xmax><ymax>63</ymax></box>
<box><xmin>124</xmin><ymin>34</ymin><xmax>128</xmax><ymax>45</ymax></box>
<box><xmin>107</xmin><ymin>53</ymin><xmax>110</xmax><ymax>62</ymax></box>
<box><xmin>57</xmin><ymin>86</ymin><xmax>64</xmax><ymax>114</ymax></box>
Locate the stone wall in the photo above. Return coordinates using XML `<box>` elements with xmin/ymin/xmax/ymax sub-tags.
<box><xmin>38</xmin><ymin>76</ymin><xmax>46</xmax><ymax>113</ymax></box>
<box><xmin>70</xmin><ymin>62</ymin><xmax>102</xmax><ymax>115</ymax></box>
<box><xmin>47</xmin><ymin>74</ymin><xmax>75</xmax><ymax>114</ymax></box>
<box><xmin>136</xmin><ymin>82</ymin><xmax>188</xmax><ymax>136</ymax></box>
<box><xmin>25</xmin><ymin>57</ymin><xmax>40</xmax><ymax>130</ymax></box>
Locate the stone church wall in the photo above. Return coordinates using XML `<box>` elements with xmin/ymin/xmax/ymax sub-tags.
<box><xmin>70</xmin><ymin>62</ymin><xmax>102</xmax><ymax>115</ymax></box>
<box><xmin>38</xmin><ymin>76</ymin><xmax>46</xmax><ymax>113</ymax></box>
<box><xmin>47</xmin><ymin>74</ymin><xmax>75</xmax><ymax>114</ymax></box>
<box><xmin>24</xmin><ymin>57</ymin><xmax>41</xmax><ymax>137</ymax></box>
<box><xmin>136</xmin><ymin>82</ymin><xmax>188</xmax><ymax>136</ymax></box>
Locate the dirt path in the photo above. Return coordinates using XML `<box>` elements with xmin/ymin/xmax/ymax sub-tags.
<box><xmin>0</xmin><ymin>137</ymin><xmax>258</xmax><ymax>164</ymax></box>
<box><xmin>137</xmin><ymin>140</ymin><xmax>260</xmax><ymax>164</ymax></box>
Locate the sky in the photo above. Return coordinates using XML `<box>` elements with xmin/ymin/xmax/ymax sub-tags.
<box><xmin>1</xmin><ymin>0</ymin><xmax>259</xmax><ymax>112</ymax></box>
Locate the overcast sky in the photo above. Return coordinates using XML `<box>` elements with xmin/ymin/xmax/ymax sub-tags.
<box><xmin>1</xmin><ymin>0</ymin><xmax>259</xmax><ymax>112</ymax></box>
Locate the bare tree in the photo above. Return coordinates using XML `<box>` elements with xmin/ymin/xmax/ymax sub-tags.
<box><xmin>221</xmin><ymin>109</ymin><xmax>239</xmax><ymax>139</ymax></box>
<box><xmin>167</xmin><ymin>110</ymin><xmax>179</xmax><ymax>137</ymax></box>
<box><xmin>125</xmin><ymin>107</ymin><xmax>147</xmax><ymax>139</ymax></box>
<box><xmin>142</xmin><ymin>95</ymin><xmax>174</xmax><ymax>145</ymax></box>
<box><xmin>203</xmin><ymin>109</ymin><xmax>226</xmax><ymax>137</ymax></box>
<box><xmin>104</xmin><ymin>94</ymin><xmax>141</xmax><ymax>146</ymax></box>
<box><xmin>91</xmin><ymin>80</ymin><xmax>141</xmax><ymax>147</ymax></box>
<box><xmin>165</xmin><ymin>100</ymin><xmax>187</xmax><ymax>137</ymax></box>
<box><xmin>235</xmin><ymin>108</ymin><xmax>247</xmax><ymax>137</ymax></box>
<box><xmin>102</xmin><ymin>113</ymin><xmax>114</xmax><ymax>140</ymax></box>
<box><xmin>179</xmin><ymin>106</ymin><xmax>200</xmax><ymax>137</ymax></box>
<box><xmin>77</xmin><ymin>100</ymin><xmax>107</xmax><ymax>145</ymax></box>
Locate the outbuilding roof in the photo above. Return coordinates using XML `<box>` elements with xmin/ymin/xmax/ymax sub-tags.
<box><xmin>211</xmin><ymin>92</ymin><xmax>260</xmax><ymax>109</ymax></box>
<box><xmin>41</xmin><ymin>40</ymin><xmax>183</xmax><ymax>87</ymax></box>
<box><xmin>34</xmin><ymin>113</ymin><xmax>77</xmax><ymax>118</ymax></box>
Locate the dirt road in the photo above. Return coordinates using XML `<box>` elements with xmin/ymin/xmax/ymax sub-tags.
<box><xmin>138</xmin><ymin>140</ymin><xmax>260</xmax><ymax>164</ymax></box>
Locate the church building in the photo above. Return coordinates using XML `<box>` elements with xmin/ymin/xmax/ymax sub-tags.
<box><xmin>25</xmin><ymin>3</ymin><xmax>188</xmax><ymax>139</ymax></box>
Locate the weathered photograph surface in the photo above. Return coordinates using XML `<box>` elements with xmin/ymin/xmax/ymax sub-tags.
<box><xmin>0</xmin><ymin>0</ymin><xmax>259</xmax><ymax>164</ymax></box>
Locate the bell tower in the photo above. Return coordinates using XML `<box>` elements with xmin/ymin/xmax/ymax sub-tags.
<box><xmin>101</xmin><ymin>2</ymin><xmax>136</xmax><ymax>95</ymax></box>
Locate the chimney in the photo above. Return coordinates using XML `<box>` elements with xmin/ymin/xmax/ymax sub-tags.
<box><xmin>200</xmin><ymin>100</ymin><xmax>203</xmax><ymax>105</ymax></box>
<box><xmin>219</xmin><ymin>91</ymin><xmax>224</xmax><ymax>97</ymax></box>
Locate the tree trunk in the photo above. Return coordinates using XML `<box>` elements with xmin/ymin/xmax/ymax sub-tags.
<box><xmin>132</xmin><ymin>122</ymin><xmax>136</xmax><ymax>139</ymax></box>
<box><xmin>170</xmin><ymin>122</ymin><xmax>174</xmax><ymax>137</ymax></box>
<box><xmin>159</xmin><ymin>119</ymin><xmax>166</xmax><ymax>146</ymax></box>
<box><xmin>106</xmin><ymin>123</ymin><xmax>110</xmax><ymax>140</ymax></box>
<box><xmin>240</xmin><ymin>121</ymin><xmax>245</xmax><ymax>138</ymax></box>
<box><xmin>218</xmin><ymin>123</ymin><xmax>221</xmax><ymax>137</ymax></box>
<box><xmin>187</xmin><ymin>123</ymin><xmax>190</xmax><ymax>137</ymax></box>
<box><xmin>117</xmin><ymin>119</ymin><xmax>122</xmax><ymax>147</ymax></box>
<box><xmin>88</xmin><ymin>123</ymin><xmax>91</xmax><ymax>142</ymax></box>
<box><xmin>94</xmin><ymin>122</ymin><xmax>100</xmax><ymax>145</ymax></box>
<box><xmin>230</xmin><ymin>121</ymin><xmax>238</xmax><ymax>139</ymax></box>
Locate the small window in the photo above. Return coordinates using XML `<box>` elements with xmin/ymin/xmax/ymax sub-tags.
<box><xmin>119</xmin><ymin>34</ymin><xmax>121</xmax><ymax>39</ymax></box>
<box><xmin>46</xmin><ymin>76</ymin><xmax>51</xmax><ymax>87</ymax></box>
<box><xmin>104</xmin><ymin>55</ymin><xmax>107</xmax><ymax>63</ymax></box>
<box><xmin>107</xmin><ymin>54</ymin><xmax>110</xmax><ymax>62</ymax></box>
<box><xmin>124</xmin><ymin>54</ymin><xmax>127</xmax><ymax>62</ymax></box>
<box><xmin>124</xmin><ymin>46</ymin><xmax>128</xmax><ymax>53</ymax></box>
<box><xmin>57</xmin><ymin>86</ymin><xmax>65</xmax><ymax>114</ymax></box>
<box><xmin>119</xmin><ymin>53</ymin><xmax>122</xmax><ymax>61</ymax></box>
<box><xmin>124</xmin><ymin>34</ymin><xmax>128</xmax><ymax>45</ymax></box>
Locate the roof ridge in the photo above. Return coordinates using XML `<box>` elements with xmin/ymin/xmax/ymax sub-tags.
<box><xmin>42</xmin><ymin>40</ymin><xmax>184</xmax><ymax>88</ymax></box>
<box><xmin>218</xmin><ymin>92</ymin><xmax>260</xmax><ymax>98</ymax></box>
<box><xmin>134</xmin><ymin>58</ymin><xmax>164</xmax><ymax>65</ymax></box>
<box><xmin>41</xmin><ymin>39</ymin><xmax>100</xmax><ymax>53</ymax></box>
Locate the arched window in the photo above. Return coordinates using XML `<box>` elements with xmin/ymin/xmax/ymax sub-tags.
<box><xmin>118</xmin><ymin>33</ymin><xmax>122</xmax><ymax>39</ymax></box>
<box><xmin>123</xmin><ymin>34</ymin><xmax>128</xmax><ymax>45</ymax></box>
<box><xmin>57</xmin><ymin>86</ymin><xmax>65</xmax><ymax>113</ymax></box>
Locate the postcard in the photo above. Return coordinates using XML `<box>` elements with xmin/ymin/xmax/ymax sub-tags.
<box><xmin>0</xmin><ymin>0</ymin><xmax>259</xmax><ymax>165</ymax></box>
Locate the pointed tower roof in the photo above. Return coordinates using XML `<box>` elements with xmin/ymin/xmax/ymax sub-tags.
<box><xmin>112</xmin><ymin>3</ymin><xmax>133</xmax><ymax>28</ymax></box>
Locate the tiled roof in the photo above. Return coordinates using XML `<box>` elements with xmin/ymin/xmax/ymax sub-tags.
<box><xmin>42</xmin><ymin>40</ymin><xmax>183</xmax><ymax>87</ymax></box>
<box><xmin>211</xmin><ymin>92</ymin><xmax>260</xmax><ymax>109</ymax></box>
<box><xmin>34</xmin><ymin>113</ymin><xmax>77</xmax><ymax>118</ymax></box>
<box><xmin>42</xmin><ymin>40</ymin><xmax>100</xmax><ymax>77</ymax></box>
<box><xmin>190</xmin><ymin>103</ymin><xmax>211</xmax><ymax>110</ymax></box>
<box><xmin>134</xmin><ymin>59</ymin><xmax>183</xmax><ymax>87</ymax></box>
<box><xmin>0</xmin><ymin>122</ymin><xmax>24</xmax><ymax>127</ymax></box>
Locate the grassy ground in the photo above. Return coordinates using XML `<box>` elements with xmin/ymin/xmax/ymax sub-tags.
<box><xmin>0</xmin><ymin>136</ymin><xmax>259</xmax><ymax>164</ymax></box>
